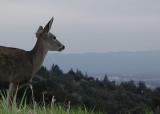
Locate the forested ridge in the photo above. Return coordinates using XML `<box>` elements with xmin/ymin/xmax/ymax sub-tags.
<box><xmin>1</xmin><ymin>64</ymin><xmax>160</xmax><ymax>114</ymax></box>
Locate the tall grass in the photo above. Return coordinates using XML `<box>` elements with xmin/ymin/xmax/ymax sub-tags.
<box><xmin>0</xmin><ymin>91</ymin><xmax>154</xmax><ymax>114</ymax></box>
<box><xmin>0</xmin><ymin>92</ymin><xmax>102</xmax><ymax>114</ymax></box>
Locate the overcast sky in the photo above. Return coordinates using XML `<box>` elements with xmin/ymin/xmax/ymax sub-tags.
<box><xmin>0</xmin><ymin>0</ymin><xmax>159</xmax><ymax>53</ymax></box>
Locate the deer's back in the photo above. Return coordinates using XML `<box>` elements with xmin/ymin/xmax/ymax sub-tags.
<box><xmin>0</xmin><ymin>46</ymin><xmax>33</xmax><ymax>83</ymax></box>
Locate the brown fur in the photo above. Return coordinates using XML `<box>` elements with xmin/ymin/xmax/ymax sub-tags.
<box><xmin>0</xmin><ymin>46</ymin><xmax>33</xmax><ymax>84</ymax></box>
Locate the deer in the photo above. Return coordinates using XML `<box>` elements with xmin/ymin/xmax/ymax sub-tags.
<box><xmin>0</xmin><ymin>17</ymin><xmax>65</xmax><ymax>106</ymax></box>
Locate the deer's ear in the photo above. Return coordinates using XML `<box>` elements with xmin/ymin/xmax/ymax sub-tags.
<box><xmin>43</xmin><ymin>17</ymin><xmax>54</xmax><ymax>33</ymax></box>
<box><xmin>36</xmin><ymin>26</ymin><xmax>43</xmax><ymax>33</ymax></box>
<box><xmin>36</xmin><ymin>26</ymin><xmax>43</xmax><ymax>38</ymax></box>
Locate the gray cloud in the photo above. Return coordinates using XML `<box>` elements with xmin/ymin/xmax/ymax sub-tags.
<box><xmin>0</xmin><ymin>0</ymin><xmax>159</xmax><ymax>53</ymax></box>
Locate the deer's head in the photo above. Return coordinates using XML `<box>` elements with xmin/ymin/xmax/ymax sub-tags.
<box><xmin>36</xmin><ymin>17</ymin><xmax>65</xmax><ymax>51</ymax></box>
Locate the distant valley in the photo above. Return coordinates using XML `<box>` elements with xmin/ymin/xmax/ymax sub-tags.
<box><xmin>44</xmin><ymin>50</ymin><xmax>160</xmax><ymax>87</ymax></box>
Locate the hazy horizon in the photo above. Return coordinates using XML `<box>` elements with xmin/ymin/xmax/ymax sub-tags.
<box><xmin>0</xmin><ymin>0</ymin><xmax>160</xmax><ymax>53</ymax></box>
<box><xmin>45</xmin><ymin>50</ymin><xmax>160</xmax><ymax>75</ymax></box>
<box><xmin>48</xmin><ymin>49</ymin><xmax>160</xmax><ymax>54</ymax></box>
<box><xmin>44</xmin><ymin>50</ymin><xmax>160</xmax><ymax>87</ymax></box>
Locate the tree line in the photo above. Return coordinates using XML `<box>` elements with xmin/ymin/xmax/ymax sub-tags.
<box><xmin>0</xmin><ymin>64</ymin><xmax>160</xmax><ymax>114</ymax></box>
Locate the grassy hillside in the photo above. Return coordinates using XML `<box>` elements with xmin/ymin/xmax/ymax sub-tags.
<box><xmin>0</xmin><ymin>95</ymin><xmax>101</xmax><ymax>114</ymax></box>
<box><xmin>0</xmin><ymin>94</ymin><xmax>154</xmax><ymax>114</ymax></box>
<box><xmin>0</xmin><ymin>97</ymin><xmax>154</xmax><ymax>114</ymax></box>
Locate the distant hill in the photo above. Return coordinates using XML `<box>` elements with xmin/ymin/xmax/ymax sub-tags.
<box><xmin>44</xmin><ymin>50</ymin><xmax>160</xmax><ymax>87</ymax></box>
<box><xmin>44</xmin><ymin>50</ymin><xmax>160</xmax><ymax>75</ymax></box>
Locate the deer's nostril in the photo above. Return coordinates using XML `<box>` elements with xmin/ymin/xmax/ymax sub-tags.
<box><xmin>62</xmin><ymin>45</ymin><xmax>65</xmax><ymax>50</ymax></box>
<box><xmin>59</xmin><ymin>45</ymin><xmax>65</xmax><ymax>51</ymax></box>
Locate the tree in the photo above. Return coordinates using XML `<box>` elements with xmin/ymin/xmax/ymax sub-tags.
<box><xmin>50</xmin><ymin>64</ymin><xmax>63</xmax><ymax>76</ymax></box>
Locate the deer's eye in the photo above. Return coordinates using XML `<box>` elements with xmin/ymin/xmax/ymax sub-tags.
<box><xmin>53</xmin><ymin>37</ymin><xmax>56</xmax><ymax>40</ymax></box>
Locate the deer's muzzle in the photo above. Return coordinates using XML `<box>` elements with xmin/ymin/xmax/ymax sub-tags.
<box><xmin>58</xmin><ymin>45</ymin><xmax>65</xmax><ymax>51</ymax></box>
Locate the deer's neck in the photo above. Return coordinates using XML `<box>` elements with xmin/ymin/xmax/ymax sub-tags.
<box><xmin>30</xmin><ymin>39</ymin><xmax>48</xmax><ymax>75</ymax></box>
